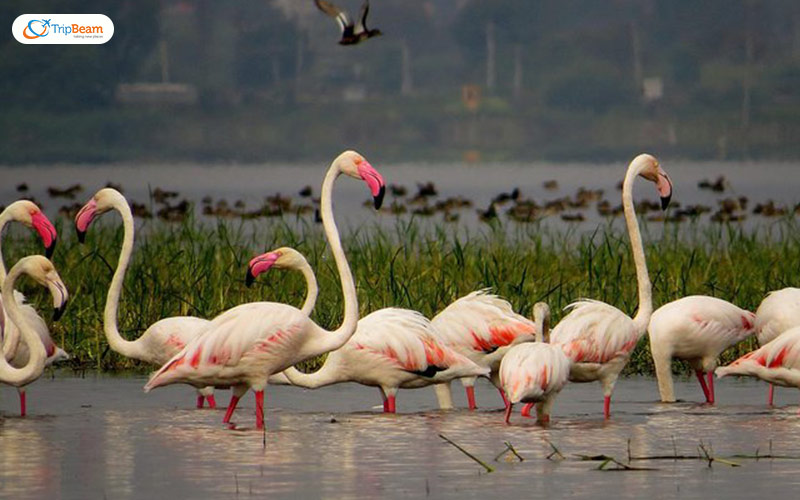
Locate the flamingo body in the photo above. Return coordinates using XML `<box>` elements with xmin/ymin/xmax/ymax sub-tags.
<box><xmin>755</xmin><ymin>288</ymin><xmax>800</xmax><ymax>346</ymax></box>
<box><xmin>649</xmin><ymin>296</ymin><xmax>755</xmax><ymax>403</ymax></box>
<box><xmin>716</xmin><ymin>327</ymin><xmax>800</xmax><ymax>394</ymax></box>
<box><xmin>500</xmin><ymin>343</ymin><xmax>570</xmax><ymax>424</ymax></box>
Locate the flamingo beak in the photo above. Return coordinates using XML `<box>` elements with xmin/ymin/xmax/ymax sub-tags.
<box><xmin>246</xmin><ymin>252</ymin><xmax>280</xmax><ymax>287</ymax></box>
<box><xmin>656</xmin><ymin>167</ymin><xmax>673</xmax><ymax>210</ymax></box>
<box><xmin>357</xmin><ymin>161</ymin><xmax>386</xmax><ymax>210</ymax></box>
<box><xmin>48</xmin><ymin>279</ymin><xmax>69</xmax><ymax>322</ymax></box>
<box><xmin>75</xmin><ymin>199</ymin><xmax>97</xmax><ymax>244</ymax></box>
<box><xmin>30</xmin><ymin>212</ymin><xmax>57</xmax><ymax>258</ymax></box>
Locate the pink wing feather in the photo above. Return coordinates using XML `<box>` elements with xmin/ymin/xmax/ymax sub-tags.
<box><xmin>550</xmin><ymin>300</ymin><xmax>638</xmax><ymax>363</ymax></box>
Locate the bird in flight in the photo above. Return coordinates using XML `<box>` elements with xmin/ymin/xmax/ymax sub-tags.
<box><xmin>314</xmin><ymin>0</ymin><xmax>382</xmax><ymax>46</ymax></box>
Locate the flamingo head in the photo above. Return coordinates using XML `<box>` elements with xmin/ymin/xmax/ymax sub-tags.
<box><xmin>532</xmin><ymin>302</ymin><xmax>551</xmax><ymax>343</ymax></box>
<box><xmin>245</xmin><ymin>247</ymin><xmax>306</xmax><ymax>287</ymax></box>
<box><xmin>15</xmin><ymin>256</ymin><xmax>69</xmax><ymax>321</ymax></box>
<box><xmin>634</xmin><ymin>153</ymin><xmax>672</xmax><ymax>210</ymax></box>
<box><xmin>336</xmin><ymin>150</ymin><xmax>386</xmax><ymax>210</ymax></box>
<box><xmin>4</xmin><ymin>200</ymin><xmax>57</xmax><ymax>258</ymax></box>
<box><xmin>75</xmin><ymin>188</ymin><xmax>125</xmax><ymax>243</ymax></box>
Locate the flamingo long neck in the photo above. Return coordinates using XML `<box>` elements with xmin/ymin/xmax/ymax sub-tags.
<box><xmin>103</xmin><ymin>200</ymin><xmax>145</xmax><ymax>359</ymax></box>
<box><xmin>281</xmin><ymin>354</ymin><xmax>344</xmax><ymax>388</ymax></box>
<box><xmin>622</xmin><ymin>164</ymin><xmax>653</xmax><ymax>334</ymax></box>
<box><xmin>295</xmin><ymin>258</ymin><xmax>318</xmax><ymax>317</ymax></box>
<box><xmin>0</xmin><ymin>265</ymin><xmax>46</xmax><ymax>385</ymax></box>
<box><xmin>0</xmin><ymin>209</ymin><xmax>13</xmax><ymax>284</ymax></box>
<box><xmin>313</xmin><ymin>162</ymin><xmax>359</xmax><ymax>353</ymax></box>
<box><xmin>536</xmin><ymin>315</ymin><xmax>549</xmax><ymax>343</ymax></box>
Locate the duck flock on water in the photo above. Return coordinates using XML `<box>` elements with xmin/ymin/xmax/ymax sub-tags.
<box><xmin>2</xmin><ymin>150</ymin><xmax>800</xmax><ymax>431</ymax></box>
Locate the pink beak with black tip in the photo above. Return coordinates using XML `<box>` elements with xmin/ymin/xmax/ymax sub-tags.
<box><xmin>30</xmin><ymin>211</ymin><xmax>57</xmax><ymax>258</ymax></box>
<box><xmin>656</xmin><ymin>167</ymin><xmax>673</xmax><ymax>210</ymax></box>
<box><xmin>246</xmin><ymin>252</ymin><xmax>280</xmax><ymax>287</ymax></box>
<box><xmin>75</xmin><ymin>199</ymin><xmax>98</xmax><ymax>244</ymax></box>
<box><xmin>357</xmin><ymin>160</ymin><xmax>386</xmax><ymax>210</ymax></box>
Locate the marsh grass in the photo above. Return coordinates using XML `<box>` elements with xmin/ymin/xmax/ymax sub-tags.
<box><xmin>4</xmin><ymin>213</ymin><xmax>800</xmax><ymax>375</ymax></box>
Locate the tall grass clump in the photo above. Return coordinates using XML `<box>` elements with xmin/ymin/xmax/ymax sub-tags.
<box><xmin>4</xmin><ymin>214</ymin><xmax>800</xmax><ymax>375</ymax></box>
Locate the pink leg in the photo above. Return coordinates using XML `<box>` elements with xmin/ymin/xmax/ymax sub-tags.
<box><xmin>206</xmin><ymin>395</ymin><xmax>217</xmax><ymax>409</ymax></box>
<box><xmin>768</xmin><ymin>384</ymin><xmax>775</xmax><ymax>406</ymax></box>
<box><xmin>695</xmin><ymin>369</ymin><xmax>711</xmax><ymax>403</ymax></box>
<box><xmin>498</xmin><ymin>387</ymin><xmax>509</xmax><ymax>408</ymax></box>
<box><xmin>520</xmin><ymin>402</ymin><xmax>535</xmax><ymax>418</ymax></box>
<box><xmin>504</xmin><ymin>402</ymin><xmax>513</xmax><ymax>424</ymax></box>
<box><xmin>379</xmin><ymin>389</ymin><xmax>389</xmax><ymax>412</ymax></box>
<box><xmin>538</xmin><ymin>414</ymin><xmax>550</xmax><ymax>426</ymax></box>
<box><xmin>465</xmin><ymin>386</ymin><xmax>477</xmax><ymax>410</ymax></box>
<box><xmin>387</xmin><ymin>395</ymin><xmax>396</xmax><ymax>414</ymax></box>
<box><xmin>255</xmin><ymin>391</ymin><xmax>265</xmax><ymax>430</ymax></box>
<box><xmin>223</xmin><ymin>395</ymin><xmax>241</xmax><ymax>423</ymax></box>
<box><xmin>706</xmin><ymin>372</ymin><xmax>715</xmax><ymax>405</ymax></box>
<box><xmin>19</xmin><ymin>391</ymin><xmax>26</xmax><ymax>417</ymax></box>
<box><xmin>196</xmin><ymin>395</ymin><xmax>204</xmax><ymax>409</ymax></box>
<box><xmin>603</xmin><ymin>395</ymin><xmax>611</xmax><ymax>419</ymax></box>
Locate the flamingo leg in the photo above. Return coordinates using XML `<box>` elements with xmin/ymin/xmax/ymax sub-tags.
<box><xmin>387</xmin><ymin>394</ymin><xmax>396</xmax><ymax>414</ymax></box>
<box><xmin>206</xmin><ymin>395</ymin><xmax>217</xmax><ymax>409</ymax></box>
<box><xmin>465</xmin><ymin>386</ymin><xmax>477</xmax><ymax>410</ymax></box>
<box><xmin>520</xmin><ymin>402</ymin><xmax>535</xmax><ymax>418</ymax></box>
<box><xmin>768</xmin><ymin>384</ymin><xmax>775</xmax><ymax>406</ymax></box>
<box><xmin>19</xmin><ymin>391</ymin><xmax>26</xmax><ymax>417</ymax></box>
<box><xmin>379</xmin><ymin>388</ymin><xmax>389</xmax><ymax>412</ymax></box>
<box><xmin>504</xmin><ymin>402</ymin><xmax>513</xmax><ymax>424</ymax></box>
<box><xmin>603</xmin><ymin>395</ymin><xmax>611</xmax><ymax>419</ymax></box>
<box><xmin>223</xmin><ymin>394</ymin><xmax>241</xmax><ymax>423</ymax></box>
<box><xmin>706</xmin><ymin>372</ymin><xmax>715</xmax><ymax>405</ymax></box>
<box><xmin>695</xmin><ymin>369</ymin><xmax>711</xmax><ymax>403</ymax></box>
<box><xmin>196</xmin><ymin>395</ymin><xmax>205</xmax><ymax>409</ymax></box>
<box><xmin>498</xmin><ymin>387</ymin><xmax>509</xmax><ymax>408</ymax></box>
<box><xmin>255</xmin><ymin>390</ymin><xmax>265</xmax><ymax>430</ymax></box>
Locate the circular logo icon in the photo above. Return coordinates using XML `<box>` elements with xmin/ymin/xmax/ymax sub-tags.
<box><xmin>23</xmin><ymin>20</ymin><xmax>49</xmax><ymax>39</ymax></box>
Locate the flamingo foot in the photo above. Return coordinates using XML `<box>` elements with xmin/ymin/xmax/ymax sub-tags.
<box><xmin>223</xmin><ymin>395</ymin><xmax>241</xmax><ymax>423</ymax></box>
<box><xmin>19</xmin><ymin>391</ymin><xmax>26</xmax><ymax>417</ymax></box>
<box><xmin>768</xmin><ymin>384</ymin><xmax>775</xmax><ymax>406</ymax></box>
<box><xmin>206</xmin><ymin>395</ymin><xmax>217</xmax><ymax>409</ymax></box>
<box><xmin>465</xmin><ymin>386</ymin><xmax>477</xmax><ymax>410</ymax></box>
<box><xmin>504</xmin><ymin>402</ymin><xmax>513</xmax><ymax>424</ymax></box>
<box><xmin>538</xmin><ymin>414</ymin><xmax>550</xmax><ymax>426</ymax></box>
<box><xmin>603</xmin><ymin>395</ymin><xmax>611</xmax><ymax>419</ymax></box>
<box><xmin>387</xmin><ymin>395</ymin><xmax>396</xmax><ymax>414</ymax></box>
<box><xmin>706</xmin><ymin>372</ymin><xmax>715</xmax><ymax>405</ymax></box>
<box><xmin>520</xmin><ymin>402</ymin><xmax>535</xmax><ymax>418</ymax></box>
<box><xmin>196</xmin><ymin>395</ymin><xmax>204</xmax><ymax>409</ymax></box>
<box><xmin>695</xmin><ymin>369</ymin><xmax>712</xmax><ymax>403</ymax></box>
<box><xmin>498</xmin><ymin>387</ymin><xmax>509</xmax><ymax>408</ymax></box>
<box><xmin>255</xmin><ymin>391</ymin><xmax>265</xmax><ymax>430</ymax></box>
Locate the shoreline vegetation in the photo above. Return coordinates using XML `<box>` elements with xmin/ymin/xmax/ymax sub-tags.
<box><xmin>5</xmin><ymin>214</ymin><xmax>799</xmax><ymax>376</ymax></box>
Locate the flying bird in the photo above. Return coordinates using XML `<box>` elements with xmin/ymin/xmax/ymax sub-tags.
<box><xmin>314</xmin><ymin>0</ymin><xmax>382</xmax><ymax>45</ymax></box>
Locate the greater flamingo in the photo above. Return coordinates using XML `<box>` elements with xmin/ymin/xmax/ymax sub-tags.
<box><xmin>649</xmin><ymin>296</ymin><xmax>755</xmax><ymax>404</ymax></box>
<box><xmin>753</xmin><ymin>288</ymin><xmax>800</xmax><ymax>405</ymax></box>
<box><xmin>1</xmin><ymin>255</ymin><xmax>69</xmax><ymax>416</ymax></box>
<box><xmin>246</xmin><ymin>247</ymin><xmax>488</xmax><ymax>412</ymax></box>
<box><xmin>144</xmin><ymin>150</ymin><xmax>386</xmax><ymax>430</ymax></box>
<box><xmin>500</xmin><ymin>302</ymin><xmax>570</xmax><ymax>425</ymax></box>
<box><xmin>429</xmin><ymin>290</ymin><xmax>537</xmax><ymax>410</ymax></box>
<box><xmin>716</xmin><ymin>326</ymin><xmax>800</xmax><ymax>410</ymax></box>
<box><xmin>75</xmin><ymin>188</ymin><xmax>217</xmax><ymax>408</ymax></box>
<box><xmin>0</xmin><ymin>201</ymin><xmax>66</xmax><ymax>415</ymax></box>
<box><xmin>550</xmin><ymin>153</ymin><xmax>672</xmax><ymax>419</ymax></box>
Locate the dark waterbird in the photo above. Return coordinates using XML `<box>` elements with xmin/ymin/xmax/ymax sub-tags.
<box><xmin>315</xmin><ymin>0</ymin><xmax>382</xmax><ymax>46</ymax></box>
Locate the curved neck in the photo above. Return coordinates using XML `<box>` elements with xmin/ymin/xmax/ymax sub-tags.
<box><xmin>0</xmin><ymin>265</ymin><xmax>46</xmax><ymax>384</ymax></box>
<box><xmin>0</xmin><ymin>210</ymin><xmax>12</xmax><ymax>283</ymax></box>
<box><xmin>282</xmin><ymin>357</ymin><xmax>343</xmax><ymax>388</ymax></box>
<box><xmin>103</xmin><ymin>201</ymin><xmax>144</xmax><ymax>359</ymax></box>
<box><xmin>295</xmin><ymin>259</ymin><xmax>318</xmax><ymax>317</ymax></box>
<box><xmin>315</xmin><ymin>162</ymin><xmax>359</xmax><ymax>351</ymax></box>
<box><xmin>622</xmin><ymin>165</ymin><xmax>653</xmax><ymax>333</ymax></box>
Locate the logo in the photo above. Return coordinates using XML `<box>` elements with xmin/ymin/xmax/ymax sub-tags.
<box><xmin>13</xmin><ymin>14</ymin><xmax>114</xmax><ymax>44</ymax></box>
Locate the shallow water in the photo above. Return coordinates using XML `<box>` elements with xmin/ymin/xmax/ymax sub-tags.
<box><xmin>1</xmin><ymin>374</ymin><xmax>798</xmax><ymax>499</ymax></box>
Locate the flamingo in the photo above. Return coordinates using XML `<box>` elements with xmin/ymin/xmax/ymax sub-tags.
<box><xmin>246</xmin><ymin>247</ymin><xmax>489</xmax><ymax>413</ymax></box>
<box><xmin>500</xmin><ymin>302</ymin><xmax>570</xmax><ymax>425</ymax></box>
<box><xmin>428</xmin><ymin>290</ymin><xmax>537</xmax><ymax>410</ymax></box>
<box><xmin>648</xmin><ymin>296</ymin><xmax>755</xmax><ymax>404</ymax></box>
<box><xmin>1</xmin><ymin>255</ymin><xmax>69</xmax><ymax>416</ymax></box>
<box><xmin>0</xmin><ymin>200</ymin><xmax>66</xmax><ymax>416</ymax></box>
<box><xmin>753</xmin><ymin>288</ymin><xmax>800</xmax><ymax>405</ymax></box>
<box><xmin>144</xmin><ymin>150</ymin><xmax>386</xmax><ymax>430</ymax></box>
<box><xmin>75</xmin><ymin>188</ymin><xmax>217</xmax><ymax>409</ymax></box>
<box><xmin>716</xmin><ymin>326</ymin><xmax>800</xmax><ymax>410</ymax></box>
<box><xmin>550</xmin><ymin>153</ymin><xmax>672</xmax><ymax>419</ymax></box>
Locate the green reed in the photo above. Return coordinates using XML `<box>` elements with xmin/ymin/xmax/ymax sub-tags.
<box><xmin>4</xmin><ymin>213</ymin><xmax>800</xmax><ymax>375</ymax></box>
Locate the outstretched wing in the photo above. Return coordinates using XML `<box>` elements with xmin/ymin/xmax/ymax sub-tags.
<box><xmin>315</xmin><ymin>0</ymin><xmax>353</xmax><ymax>33</ymax></box>
<box><xmin>355</xmin><ymin>0</ymin><xmax>370</xmax><ymax>34</ymax></box>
